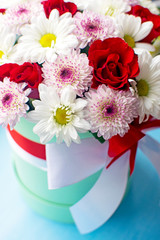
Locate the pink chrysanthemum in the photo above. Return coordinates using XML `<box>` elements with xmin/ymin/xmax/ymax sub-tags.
<box><xmin>85</xmin><ymin>84</ymin><xmax>138</xmax><ymax>140</ymax></box>
<box><xmin>74</xmin><ymin>10</ymin><xmax>118</xmax><ymax>48</ymax></box>
<box><xmin>0</xmin><ymin>78</ymin><xmax>31</xmax><ymax>129</ymax></box>
<box><xmin>42</xmin><ymin>50</ymin><xmax>93</xmax><ymax>96</ymax></box>
<box><xmin>4</xmin><ymin>2</ymin><xmax>44</xmax><ymax>33</ymax></box>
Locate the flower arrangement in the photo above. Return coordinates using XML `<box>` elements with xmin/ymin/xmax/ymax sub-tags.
<box><xmin>0</xmin><ymin>0</ymin><xmax>160</xmax><ymax>234</ymax></box>
<box><xmin>0</xmin><ymin>0</ymin><xmax>160</xmax><ymax>144</ymax></box>
<box><xmin>0</xmin><ymin>0</ymin><xmax>160</xmax><ymax>145</ymax></box>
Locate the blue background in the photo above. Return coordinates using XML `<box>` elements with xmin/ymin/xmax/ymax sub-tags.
<box><xmin>0</xmin><ymin>126</ymin><xmax>160</xmax><ymax>240</ymax></box>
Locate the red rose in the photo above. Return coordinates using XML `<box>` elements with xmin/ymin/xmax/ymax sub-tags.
<box><xmin>10</xmin><ymin>62</ymin><xmax>43</xmax><ymax>89</ymax></box>
<box><xmin>128</xmin><ymin>5</ymin><xmax>160</xmax><ymax>43</ymax></box>
<box><xmin>0</xmin><ymin>9</ymin><xmax>6</xmax><ymax>14</ymax></box>
<box><xmin>0</xmin><ymin>63</ymin><xmax>19</xmax><ymax>81</ymax></box>
<box><xmin>41</xmin><ymin>0</ymin><xmax>77</xmax><ymax>18</ymax></box>
<box><xmin>88</xmin><ymin>38</ymin><xmax>139</xmax><ymax>90</ymax></box>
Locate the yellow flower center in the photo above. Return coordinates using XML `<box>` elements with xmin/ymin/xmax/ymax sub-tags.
<box><xmin>137</xmin><ymin>79</ymin><xmax>149</xmax><ymax>96</ymax></box>
<box><xmin>124</xmin><ymin>35</ymin><xmax>135</xmax><ymax>48</ymax></box>
<box><xmin>0</xmin><ymin>50</ymin><xmax>4</xmax><ymax>59</ymax></box>
<box><xmin>105</xmin><ymin>6</ymin><xmax>115</xmax><ymax>16</ymax></box>
<box><xmin>54</xmin><ymin>107</ymin><xmax>70</xmax><ymax>125</ymax></box>
<box><xmin>39</xmin><ymin>33</ymin><xmax>56</xmax><ymax>48</ymax></box>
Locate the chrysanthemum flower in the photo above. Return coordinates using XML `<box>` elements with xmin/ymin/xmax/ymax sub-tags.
<box><xmin>42</xmin><ymin>50</ymin><xmax>92</xmax><ymax>96</ymax></box>
<box><xmin>86</xmin><ymin>0</ymin><xmax>131</xmax><ymax>17</ymax></box>
<box><xmin>116</xmin><ymin>13</ymin><xmax>154</xmax><ymax>51</ymax></box>
<box><xmin>0</xmin><ymin>78</ymin><xmax>30</xmax><ymax>129</ymax></box>
<box><xmin>134</xmin><ymin>50</ymin><xmax>160</xmax><ymax>123</ymax></box>
<box><xmin>28</xmin><ymin>84</ymin><xmax>91</xmax><ymax>146</ymax></box>
<box><xmin>85</xmin><ymin>84</ymin><xmax>138</xmax><ymax>140</ymax></box>
<box><xmin>4</xmin><ymin>2</ymin><xmax>44</xmax><ymax>34</ymax></box>
<box><xmin>74</xmin><ymin>10</ymin><xmax>118</xmax><ymax>48</ymax></box>
<box><xmin>14</xmin><ymin>9</ymin><xmax>78</xmax><ymax>64</ymax></box>
<box><xmin>0</xmin><ymin>27</ymin><xmax>17</xmax><ymax>65</ymax></box>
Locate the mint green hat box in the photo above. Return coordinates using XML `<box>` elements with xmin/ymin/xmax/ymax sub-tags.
<box><xmin>12</xmin><ymin>118</ymin><xmax>102</xmax><ymax>223</ymax></box>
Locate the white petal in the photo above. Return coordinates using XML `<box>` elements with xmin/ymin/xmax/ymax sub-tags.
<box><xmin>135</xmin><ymin>21</ymin><xmax>153</xmax><ymax>41</ymax></box>
<box><xmin>49</xmin><ymin>9</ymin><xmax>60</xmax><ymax>22</ymax></box>
<box><xmin>40</xmin><ymin>133</ymin><xmax>54</xmax><ymax>144</ymax></box>
<box><xmin>60</xmin><ymin>86</ymin><xmax>76</xmax><ymax>105</ymax></box>
<box><xmin>151</xmin><ymin>55</ymin><xmax>160</xmax><ymax>67</ymax></box>
<box><xmin>73</xmin><ymin>118</ymin><xmax>91</xmax><ymax>132</ymax></box>
<box><xmin>135</xmin><ymin>42</ymin><xmax>155</xmax><ymax>52</ymax></box>
<box><xmin>63</xmin><ymin>133</ymin><xmax>72</xmax><ymax>147</ymax></box>
<box><xmin>60</xmin><ymin>12</ymin><xmax>72</xmax><ymax>20</ymax></box>
<box><xmin>125</xmin><ymin>15</ymin><xmax>141</xmax><ymax>37</ymax></box>
<box><xmin>68</xmin><ymin>125</ymin><xmax>79</xmax><ymax>140</ymax></box>
<box><xmin>73</xmin><ymin>99</ymin><xmax>88</xmax><ymax>112</ymax></box>
<box><xmin>33</xmin><ymin>120</ymin><xmax>49</xmax><ymax>135</ymax></box>
<box><xmin>39</xmin><ymin>84</ymin><xmax>60</xmax><ymax>106</ymax></box>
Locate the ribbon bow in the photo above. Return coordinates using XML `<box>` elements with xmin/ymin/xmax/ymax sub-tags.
<box><xmin>108</xmin><ymin>119</ymin><xmax>160</xmax><ymax>174</ymax></box>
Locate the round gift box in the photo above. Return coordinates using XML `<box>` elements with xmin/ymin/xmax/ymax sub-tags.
<box><xmin>10</xmin><ymin>117</ymin><xmax>103</xmax><ymax>223</ymax></box>
<box><xmin>9</xmin><ymin>117</ymin><xmax>130</xmax><ymax>224</ymax></box>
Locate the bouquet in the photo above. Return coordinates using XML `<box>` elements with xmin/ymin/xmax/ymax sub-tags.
<box><xmin>0</xmin><ymin>0</ymin><xmax>160</xmax><ymax>234</ymax></box>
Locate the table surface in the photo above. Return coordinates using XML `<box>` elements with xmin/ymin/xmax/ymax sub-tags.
<box><xmin>0</xmin><ymin>126</ymin><xmax>160</xmax><ymax>240</ymax></box>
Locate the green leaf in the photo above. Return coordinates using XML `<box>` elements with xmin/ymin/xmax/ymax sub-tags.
<box><xmin>90</xmin><ymin>131</ymin><xmax>106</xmax><ymax>143</ymax></box>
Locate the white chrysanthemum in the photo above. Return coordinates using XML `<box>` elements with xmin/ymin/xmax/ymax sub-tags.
<box><xmin>134</xmin><ymin>50</ymin><xmax>160</xmax><ymax>123</ymax></box>
<box><xmin>28</xmin><ymin>84</ymin><xmax>91</xmax><ymax>146</ymax></box>
<box><xmin>14</xmin><ymin>10</ymin><xmax>79</xmax><ymax>64</ymax></box>
<box><xmin>4</xmin><ymin>2</ymin><xmax>44</xmax><ymax>34</ymax></box>
<box><xmin>0</xmin><ymin>27</ymin><xmax>17</xmax><ymax>65</ymax></box>
<box><xmin>85</xmin><ymin>0</ymin><xmax>131</xmax><ymax>17</ymax></box>
<box><xmin>139</xmin><ymin>0</ymin><xmax>159</xmax><ymax>14</ymax></box>
<box><xmin>85</xmin><ymin>85</ymin><xmax>138</xmax><ymax>140</ymax></box>
<box><xmin>0</xmin><ymin>78</ymin><xmax>31</xmax><ymax>129</ymax></box>
<box><xmin>42</xmin><ymin>50</ymin><xmax>92</xmax><ymax>96</ymax></box>
<box><xmin>74</xmin><ymin>10</ymin><xmax>118</xmax><ymax>48</ymax></box>
<box><xmin>116</xmin><ymin>13</ymin><xmax>154</xmax><ymax>51</ymax></box>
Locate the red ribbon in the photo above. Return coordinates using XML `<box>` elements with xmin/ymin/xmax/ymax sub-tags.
<box><xmin>7</xmin><ymin>118</ymin><xmax>160</xmax><ymax>175</ymax></box>
<box><xmin>7</xmin><ymin>125</ymin><xmax>46</xmax><ymax>160</ymax></box>
<box><xmin>107</xmin><ymin>118</ymin><xmax>160</xmax><ymax>175</ymax></box>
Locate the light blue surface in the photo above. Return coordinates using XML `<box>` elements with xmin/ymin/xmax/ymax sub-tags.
<box><xmin>0</xmin><ymin>126</ymin><xmax>160</xmax><ymax>240</ymax></box>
